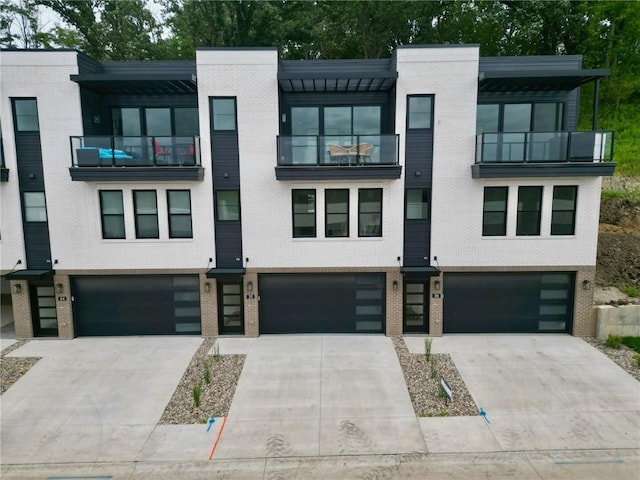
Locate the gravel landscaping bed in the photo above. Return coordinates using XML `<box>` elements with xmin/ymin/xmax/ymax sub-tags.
<box><xmin>392</xmin><ymin>337</ymin><xmax>477</xmax><ymax>417</ymax></box>
<box><xmin>160</xmin><ymin>337</ymin><xmax>245</xmax><ymax>424</ymax></box>
<box><xmin>583</xmin><ymin>337</ymin><xmax>640</xmax><ymax>381</ymax></box>
<box><xmin>1</xmin><ymin>340</ymin><xmax>40</xmax><ymax>395</ymax></box>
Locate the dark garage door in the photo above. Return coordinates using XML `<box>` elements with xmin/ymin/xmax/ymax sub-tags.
<box><xmin>72</xmin><ymin>275</ymin><xmax>201</xmax><ymax>336</ymax></box>
<box><xmin>259</xmin><ymin>273</ymin><xmax>385</xmax><ymax>334</ymax></box>
<box><xmin>443</xmin><ymin>272</ymin><xmax>574</xmax><ymax>333</ymax></box>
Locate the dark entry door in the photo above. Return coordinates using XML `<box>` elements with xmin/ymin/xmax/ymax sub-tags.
<box><xmin>403</xmin><ymin>281</ymin><xmax>429</xmax><ymax>333</ymax></box>
<box><xmin>30</xmin><ymin>281</ymin><xmax>58</xmax><ymax>337</ymax></box>
<box><xmin>217</xmin><ymin>281</ymin><xmax>244</xmax><ymax>334</ymax></box>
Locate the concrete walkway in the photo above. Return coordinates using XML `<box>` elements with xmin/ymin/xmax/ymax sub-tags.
<box><xmin>213</xmin><ymin>335</ymin><xmax>426</xmax><ymax>459</ymax></box>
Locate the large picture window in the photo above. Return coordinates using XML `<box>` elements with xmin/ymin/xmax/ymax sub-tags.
<box><xmin>325</xmin><ymin>189</ymin><xmax>349</xmax><ymax>237</ymax></box>
<box><xmin>551</xmin><ymin>186</ymin><xmax>577</xmax><ymax>235</ymax></box>
<box><xmin>99</xmin><ymin>190</ymin><xmax>125</xmax><ymax>239</ymax></box>
<box><xmin>292</xmin><ymin>189</ymin><xmax>316</xmax><ymax>238</ymax></box>
<box><xmin>133</xmin><ymin>190</ymin><xmax>159</xmax><ymax>239</ymax></box>
<box><xmin>167</xmin><ymin>190</ymin><xmax>193</xmax><ymax>238</ymax></box>
<box><xmin>516</xmin><ymin>186</ymin><xmax>543</xmax><ymax>236</ymax></box>
<box><xmin>482</xmin><ymin>187</ymin><xmax>508</xmax><ymax>236</ymax></box>
<box><xmin>358</xmin><ymin>188</ymin><xmax>382</xmax><ymax>237</ymax></box>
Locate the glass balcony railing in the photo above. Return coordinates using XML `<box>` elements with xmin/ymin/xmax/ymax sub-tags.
<box><xmin>70</xmin><ymin>136</ymin><xmax>201</xmax><ymax>167</ymax></box>
<box><xmin>475</xmin><ymin>131</ymin><xmax>613</xmax><ymax>164</ymax></box>
<box><xmin>277</xmin><ymin>134</ymin><xmax>399</xmax><ymax>166</ymax></box>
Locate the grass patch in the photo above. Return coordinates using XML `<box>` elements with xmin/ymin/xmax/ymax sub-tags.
<box><xmin>606</xmin><ymin>334</ymin><xmax>623</xmax><ymax>349</ymax></box>
<box><xmin>601</xmin><ymin>188</ymin><xmax>640</xmax><ymax>201</ymax></box>
<box><xmin>622</xmin><ymin>336</ymin><xmax>640</xmax><ymax>353</ymax></box>
<box><xmin>619</xmin><ymin>284</ymin><xmax>640</xmax><ymax>298</ymax></box>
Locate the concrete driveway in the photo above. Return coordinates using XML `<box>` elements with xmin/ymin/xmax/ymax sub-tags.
<box><xmin>405</xmin><ymin>335</ymin><xmax>640</xmax><ymax>453</ymax></box>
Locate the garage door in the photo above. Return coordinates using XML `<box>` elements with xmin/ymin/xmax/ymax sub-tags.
<box><xmin>443</xmin><ymin>272</ymin><xmax>574</xmax><ymax>333</ymax></box>
<box><xmin>259</xmin><ymin>273</ymin><xmax>385</xmax><ymax>334</ymax></box>
<box><xmin>72</xmin><ymin>275</ymin><xmax>201</xmax><ymax>336</ymax></box>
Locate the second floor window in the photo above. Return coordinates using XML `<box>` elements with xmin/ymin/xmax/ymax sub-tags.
<box><xmin>99</xmin><ymin>190</ymin><xmax>125</xmax><ymax>239</ymax></box>
<box><xmin>359</xmin><ymin>188</ymin><xmax>382</xmax><ymax>237</ymax></box>
<box><xmin>406</xmin><ymin>189</ymin><xmax>429</xmax><ymax>220</ymax></box>
<box><xmin>482</xmin><ymin>187</ymin><xmax>508</xmax><ymax>236</ymax></box>
<box><xmin>216</xmin><ymin>190</ymin><xmax>240</xmax><ymax>221</ymax></box>
<box><xmin>292</xmin><ymin>189</ymin><xmax>316</xmax><ymax>238</ymax></box>
<box><xmin>325</xmin><ymin>189</ymin><xmax>349</xmax><ymax>237</ymax></box>
<box><xmin>167</xmin><ymin>190</ymin><xmax>193</xmax><ymax>238</ymax></box>
<box><xmin>133</xmin><ymin>190</ymin><xmax>159</xmax><ymax>239</ymax></box>
<box><xmin>23</xmin><ymin>192</ymin><xmax>47</xmax><ymax>222</ymax></box>
<box><xmin>516</xmin><ymin>186</ymin><xmax>543</xmax><ymax>236</ymax></box>
<box><xmin>551</xmin><ymin>186</ymin><xmax>577</xmax><ymax>235</ymax></box>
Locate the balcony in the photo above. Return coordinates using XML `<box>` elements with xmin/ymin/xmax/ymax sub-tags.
<box><xmin>472</xmin><ymin>131</ymin><xmax>615</xmax><ymax>178</ymax></box>
<box><xmin>275</xmin><ymin>134</ymin><xmax>401</xmax><ymax>180</ymax></box>
<box><xmin>69</xmin><ymin>136</ymin><xmax>204</xmax><ymax>181</ymax></box>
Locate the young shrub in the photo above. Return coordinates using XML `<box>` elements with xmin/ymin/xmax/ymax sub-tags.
<box><xmin>192</xmin><ymin>383</ymin><xmax>201</xmax><ymax>408</ymax></box>
<box><xmin>424</xmin><ymin>338</ymin><xmax>432</xmax><ymax>362</ymax></box>
<box><xmin>605</xmin><ymin>334</ymin><xmax>623</xmax><ymax>349</ymax></box>
<box><xmin>204</xmin><ymin>362</ymin><xmax>211</xmax><ymax>385</ymax></box>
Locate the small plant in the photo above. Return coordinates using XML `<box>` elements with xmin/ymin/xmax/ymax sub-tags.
<box><xmin>619</xmin><ymin>284</ymin><xmax>640</xmax><ymax>298</ymax></box>
<box><xmin>622</xmin><ymin>336</ymin><xmax>640</xmax><ymax>353</ymax></box>
<box><xmin>424</xmin><ymin>338</ymin><xmax>432</xmax><ymax>362</ymax></box>
<box><xmin>192</xmin><ymin>383</ymin><xmax>201</xmax><ymax>408</ymax></box>
<box><xmin>204</xmin><ymin>362</ymin><xmax>211</xmax><ymax>384</ymax></box>
<box><xmin>213</xmin><ymin>343</ymin><xmax>221</xmax><ymax>361</ymax></box>
<box><xmin>634</xmin><ymin>353</ymin><xmax>640</xmax><ymax>367</ymax></box>
<box><xmin>430</xmin><ymin>359</ymin><xmax>438</xmax><ymax>379</ymax></box>
<box><xmin>606</xmin><ymin>334</ymin><xmax>623</xmax><ymax>349</ymax></box>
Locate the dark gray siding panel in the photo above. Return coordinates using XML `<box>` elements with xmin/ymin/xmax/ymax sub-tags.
<box><xmin>404</xmin><ymin>132</ymin><xmax>433</xmax><ymax>187</ymax></box>
<box><xmin>104</xmin><ymin>93</ymin><xmax>198</xmax><ymax>108</ymax></box>
<box><xmin>275</xmin><ymin>165</ymin><xmax>401</xmax><ymax>180</ymax></box>
<box><xmin>101</xmin><ymin>61</ymin><xmax>196</xmax><ymax>75</ymax></box>
<box><xmin>471</xmin><ymin>163</ymin><xmax>615</xmax><ymax>178</ymax></box>
<box><xmin>404</xmin><ymin>221</ymin><xmax>430</xmax><ymax>267</ymax></box>
<box><xmin>69</xmin><ymin>167</ymin><xmax>204</xmax><ymax>181</ymax></box>
<box><xmin>22</xmin><ymin>223</ymin><xmax>52</xmax><ymax>269</ymax></box>
<box><xmin>211</xmin><ymin>132</ymin><xmax>240</xmax><ymax>187</ymax></box>
<box><xmin>479</xmin><ymin>56</ymin><xmax>582</xmax><ymax>72</ymax></box>
<box><xmin>214</xmin><ymin>223</ymin><xmax>243</xmax><ymax>268</ymax></box>
<box><xmin>15</xmin><ymin>133</ymin><xmax>44</xmax><ymax>189</ymax></box>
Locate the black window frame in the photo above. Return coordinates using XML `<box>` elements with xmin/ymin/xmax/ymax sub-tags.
<box><xmin>482</xmin><ymin>187</ymin><xmax>508</xmax><ymax>236</ymax></box>
<box><xmin>133</xmin><ymin>190</ymin><xmax>159</xmax><ymax>239</ymax></box>
<box><xmin>358</xmin><ymin>188</ymin><xmax>383</xmax><ymax>237</ymax></box>
<box><xmin>99</xmin><ymin>190</ymin><xmax>125</xmax><ymax>239</ymax></box>
<box><xmin>405</xmin><ymin>188</ymin><xmax>430</xmax><ymax>221</ymax></box>
<box><xmin>325</xmin><ymin>188</ymin><xmax>349</xmax><ymax>238</ymax></box>
<box><xmin>22</xmin><ymin>191</ymin><xmax>47</xmax><ymax>223</ymax></box>
<box><xmin>292</xmin><ymin>189</ymin><xmax>316</xmax><ymax>238</ymax></box>
<box><xmin>476</xmin><ymin>102</ymin><xmax>565</xmax><ymax>133</ymax></box>
<box><xmin>551</xmin><ymin>186</ymin><xmax>578</xmax><ymax>236</ymax></box>
<box><xmin>516</xmin><ymin>186</ymin><xmax>543</xmax><ymax>236</ymax></box>
<box><xmin>215</xmin><ymin>190</ymin><xmax>241</xmax><ymax>222</ymax></box>
<box><xmin>11</xmin><ymin>98</ymin><xmax>40</xmax><ymax>133</ymax></box>
<box><xmin>211</xmin><ymin>97</ymin><xmax>238</xmax><ymax>131</ymax></box>
<box><xmin>167</xmin><ymin>190</ymin><xmax>193</xmax><ymax>238</ymax></box>
<box><xmin>407</xmin><ymin>95</ymin><xmax>434</xmax><ymax>130</ymax></box>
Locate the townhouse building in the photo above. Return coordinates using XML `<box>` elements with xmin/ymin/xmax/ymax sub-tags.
<box><xmin>0</xmin><ymin>45</ymin><xmax>614</xmax><ymax>339</ymax></box>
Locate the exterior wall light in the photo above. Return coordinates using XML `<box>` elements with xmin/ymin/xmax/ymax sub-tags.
<box><xmin>204</xmin><ymin>282</ymin><xmax>211</xmax><ymax>293</ymax></box>
<box><xmin>582</xmin><ymin>280</ymin><xmax>591</xmax><ymax>290</ymax></box>
<box><xmin>392</xmin><ymin>280</ymin><xmax>398</xmax><ymax>291</ymax></box>
<box><xmin>434</xmin><ymin>280</ymin><xmax>441</xmax><ymax>291</ymax></box>
<box><xmin>247</xmin><ymin>281</ymin><xmax>253</xmax><ymax>292</ymax></box>
<box><xmin>13</xmin><ymin>284</ymin><xmax>22</xmax><ymax>294</ymax></box>
<box><xmin>56</xmin><ymin>283</ymin><xmax>64</xmax><ymax>293</ymax></box>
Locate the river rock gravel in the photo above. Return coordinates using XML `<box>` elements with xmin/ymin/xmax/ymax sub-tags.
<box><xmin>160</xmin><ymin>337</ymin><xmax>245</xmax><ymax>424</ymax></box>
<box><xmin>392</xmin><ymin>337</ymin><xmax>477</xmax><ymax>417</ymax></box>
<box><xmin>1</xmin><ymin>340</ymin><xmax>40</xmax><ymax>395</ymax></box>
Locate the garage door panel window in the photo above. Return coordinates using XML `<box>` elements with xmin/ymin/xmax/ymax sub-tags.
<box><xmin>358</xmin><ymin>188</ymin><xmax>382</xmax><ymax>237</ymax></box>
<box><xmin>325</xmin><ymin>189</ymin><xmax>349</xmax><ymax>237</ymax></box>
<box><xmin>99</xmin><ymin>190</ymin><xmax>125</xmax><ymax>239</ymax></box>
<box><xmin>551</xmin><ymin>186</ymin><xmax>577</xmax><ymax>235</ymax></box>
<box><xmin>482</xmin><ymin>187</ymin><xmax>508</xmax><ymax>236</ymax></box>
<box><xmin>292</xmin><ymin>189</ymin><xmax>316</xmax><ymax>238</ymax></box>
<box><xmin>516</xmin><ymin>186</ymin><xmax>542</xmax><ymax>236</ymax></box>
<box><xmin>133</xmin><ymin>190</ymin><xmax>159</xmax><ymax>238</ymax></box>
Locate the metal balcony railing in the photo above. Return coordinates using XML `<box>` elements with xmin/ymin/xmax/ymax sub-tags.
<box><xmin>70</xmin><ymin>136</ymin><xmax>201</xmax><ymax>167</ymax></box>
<box><xmin>277</xmin><ymin>134</ymin><xmax>399</xmax><ymax>166</ymax></box>
<box><xmin>475</xmin><ymin>131</ymin><xmax>613</xmax><ymax>164</ymax></box>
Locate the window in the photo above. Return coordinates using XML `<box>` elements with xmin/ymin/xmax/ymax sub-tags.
<box><xmin>407</xmin><ymin>96</ymin><xmax>433</xmax><ymax>129</ymax></box>
<box><xmin>292</xmin><ymin>189</ymin><xmax>316</xmax><ymax>238</ymax></box>
<box><xmin>23</xmin><ymin>192</ymin><xmax>47</xmax><ymax>222</ymax></box>
<box><xmin>167</xmin><ymin>190</ymin><xmax>193</xmax><ymax>238</ymax></box>
<box><xmin>12</xmin><ymin>98</ymin><xmax>39</xmax><ymax>132</ymax></box>
<box><xmin>406</xmin><ymin>189</ymin><xmax>429</xmax><ymax>220</ymax></box>
<box><xmin>325</xmin><ymin>189</ymin><xmax>349</xmax><ymax>237</ymax></box>
<box><xmin>358</xmin><ymin>188</ymin><xmax>382</xmax><ymax>237</ymax></box>
<box><xmin>112</xmin><ymin>107</ymin><xmax>199</xmax><ymax>136</ymax></box>
<box><xmin>212</xmin><ymin>98</ymin><xmax>237</xmax><ymax>131</ymax></box>
<box><xmin>551</xmin><ymin>186</ymin><xmax>577</xmax><ymax>235</ymax></box>
<box><xmin>216</xmin><ymin>190</ymin><xmax>240</xmax><ymax>221</ymax></box>
<box><xmin>482</xmin><ymin>187</ymin><xmax>508</xmax><ymax>236</ymax></box>
<box><xmin>133</xmin><ymin>190</ymin><xmax>159</xmax><ymax>238</ymax></box>
<box><xmin>516</xmin><ymin>186</ymin><xmax>543</xmax><ymax>236</ymax></box>
<box><xmin>476</xmin><ymin>102</ymin><xmax>564</xmax><ymax>133</ymax></box>
<box><xmin>99</xmin><ymin>190</ymin><xmax>125</xmax><ymax>239</ymax></box>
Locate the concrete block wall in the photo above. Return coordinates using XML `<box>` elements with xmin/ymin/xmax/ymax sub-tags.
<box><xmin>596</xmin><ymin>305</ymin><xmax>640</xmax><ymax>340</ymax></box>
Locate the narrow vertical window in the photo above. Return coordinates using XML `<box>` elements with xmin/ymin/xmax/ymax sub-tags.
<box><xmin>358</xmin><ymin>188</ymin><xmax>382</xmax><ymax>237</ymax></box>
<box><xmin>407</xmin><ymin>95</ymin><xmax>433</xmax><ymax>129</ymax></box>
<box><xmin>292</xmin><ymin>189</ymin><xmax>316</xmax><ymax>238</ymax></box>
<box><xmin>482</xmin><ymin>187</ymin><xmax>508</xmax><ymax>236</ymax></box>
<box><xmin>216</xmin><ymin>190</ymin><xmax>240</xmax><ymax>221</ymax></box>
<box><xmin>23</xmin><ymin>192</ymin><xmax>47</xmax><ymax>222</ymax></box>
<box><xmin>211</xmin><ymin>98</ymin><xmax>237</xmax><ymax>131</ymax></box>
<box><xmin>12</xmin><ymin>98</ymin><xmax>40</xmax><ymax>132</ymax></box>
<box><xmin>167</xmin><ymin>190</ymin><xmax>193</xmax><ymax>238</ymax></box>
<box><xmin>406</xmin><ymin>189</ymin><xmax>429</xmax><ymax>220</ymax></box>
<box><xmin>325</xmin><ymin>189</ymin><xmax>349</xmax><ymax>237</ymax></box>
<box><xmin>99</xmin><ymin>190</ymin><xmax>125</xmax><ymax>239</ymax></box>
<box><xmin>516</xmin><ymin>186</ymin><xmax>543</xmax><ymax>236</ymax></box>
<box><xmin>133</xmin><ymin>190</ymin><xmax>159</xmax><ymax>239</ymax></box>
<box><xmin>551</xmin><ymin>186</ymin><xmax>577</xmax><ymax>235</ymax></box>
